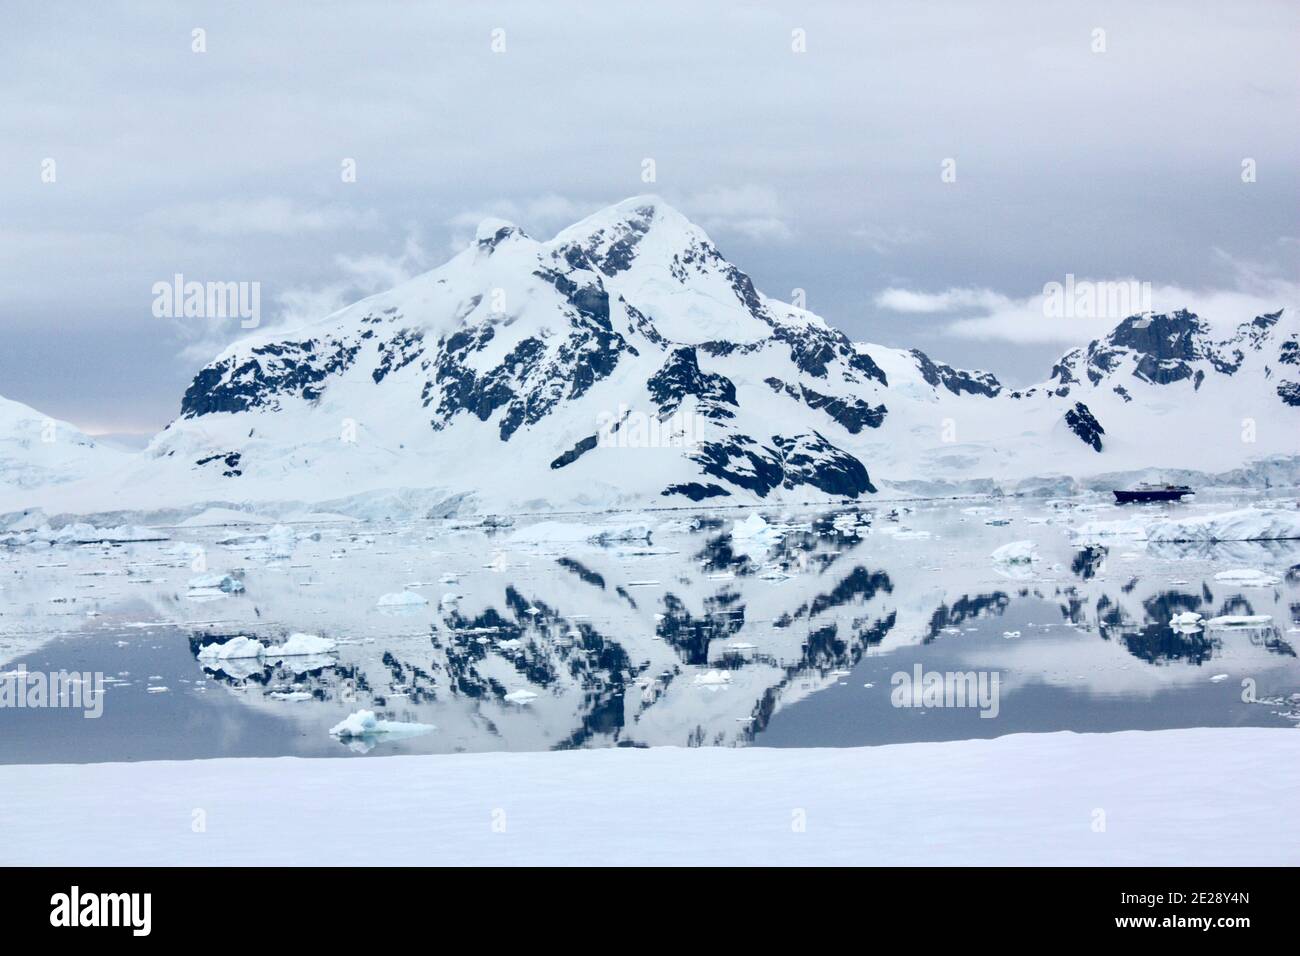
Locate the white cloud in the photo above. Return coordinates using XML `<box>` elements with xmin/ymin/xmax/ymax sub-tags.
<box><xmin>175</xmin><ymin>231</ymin><xmax>430</xmax><ymax>363</ymax></box>
<box><xmin>876</xmin><ymin>274</ymin><xmax>1300</xmax><ymax>344</ymax></box>
<box><xmin>684</xmin><ymin>185</ymin><xmax>794</xmax><ymax>243</ymax></box>
<box><xmin>446</xmin><ymin>194</ymin><xmax>599</xmax><ymax>249</ymax></box>
<box><xmin>149</xmin><ymin>198</ymin><xmax>377</xmax><ymax>236</ymax></box>
<box><xmin>875</xmin><ymin>287</ymin><xmax>1014</xmax><ymax>314</ymax></box>
<box><xmin>446</xmin><ymin>185</ymin><xmax>795</xmax><ymax>249</ymax></box>
<box><xmin>852</xmin><ymin>224</ymin><xmax>927</xmax><ymax>255</ymax></box>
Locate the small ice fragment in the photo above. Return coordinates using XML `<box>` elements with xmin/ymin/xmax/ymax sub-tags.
<box><xmin>991</xmin><ymin>541</ymin><xmax>1037</xmax><ymax>564</ymax></box>
<box><xmin>376</xmin><ymin>591</ymin><xmax>428</xmax><ymax>607</ymax></box>
<box><xmin>694</xmin><ymin>670</ymin><xmax>732</xmax><ymax>687</ymax></box>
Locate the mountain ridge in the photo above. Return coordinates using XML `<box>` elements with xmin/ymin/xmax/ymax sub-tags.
<box><xmin>2</xmin><ymin>196</ymin><xmax>1296</xmax><ymax>517</ymax></box>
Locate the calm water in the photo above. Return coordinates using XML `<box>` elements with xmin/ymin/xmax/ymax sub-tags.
<box><xmin>1</xmin><ymin>495</ymin><xmax>1297</xmax><ymax>762</ymax></box>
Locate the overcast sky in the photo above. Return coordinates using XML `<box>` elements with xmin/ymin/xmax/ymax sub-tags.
<box><xmin>2</xmin><ymin>0</ymin><xmax>1296</xmax><ymax>437</ymax></box>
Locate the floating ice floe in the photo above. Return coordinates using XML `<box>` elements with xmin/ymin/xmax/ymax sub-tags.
<box><xmin>730</xmin><ymin>513</ymin><xmax>785</xmax><ymax>556</ymax></box>
<box><xmin>694</xmin><ymin>669</ymin><xmax>732</xmax><ymax>687</ymax></box>
<box><xmin>1170</xmin><ymin>611</ymin><xmax>1203</xmax><ymax>631</ymax></box>
<box><xmin>178</xmin><ymin>508</ymin><xmax>277</xmax><ymax>527</ymax></box>
<box><xmin>264</xmin><ymin>524</ymin><xmax>298</xmax><ymax>559</ymax></box>
<box><xmin>328</xmin><ymin>709</ymin><xmax>434</xmax><ymax>740</ymax></box>
<box><xmin>1212</xmin><ymin>569</ymin><xmax>1281</xmax><ymax>588</ymax></box>
<box><xmin>831</xmin><ymin>513</ymin><xmax>864</xmax><ymax>535</ymax></box>
<box><xmin>878</xmin><ymin>526</ymin><xmax>930</xmax><ymax>539</ymax></box>
<box><xmin>1</xmin><ymin>523</ymin><xmax>166</xmax><ymax>548</ymax></box>
<box><xmin>991</xmin><ymin>541</ymin><xmax>1038</xmax><ymax>564</ymax></box>
<box><xmin>198</xmin><ymin>633</ymin><xmax>337</xmax><ymax>664</ymax></box>
<box><xmin>1210</xmin><ymin>674</ymin><xmax>1230</xmax><ymax>683</ymax></box>
<box><xmin>991</xmin><ymin>541</ymin><xmax>1039</xmax><ymax>580</ymax></box>
<box><xmin>197</xmin><ymin>636</ymin><xmax>266</xmax><ymax>661</ymax></box>
<box><xmin>187</xmin><ymin>573</ymin><xmax>244</xmax><ymax>594</ymax></box>
<box><xmin>506</xmin><ymin>518</ymin><xmax>654</xmax><ymax>550</ymax></box>
<box><xmin>269</xmin><ymin>691</ymin><xmax>313</xmax><ymax>702</ymax></box>
<box><xmin>1069</xmin><ymin>517</ymin><xmax>1149</xmax><ymax>543</ymax></box>
<box><xmin>273</xmin><ymin>633</ymin><xmax>337</xmax><ymax>657</ymax></box>
<box><xmin>1206</xmin><ymin>614</ymin><xmax>1273</xmax><ymax>628</ymax></box>
<box><xmin>503</xmin><ymin>689</ymin><xmax>538</xmax><ymax>704</ymax></box>
<box><xmin>376</xmin><ymin>591</ymin><xmax>429</xmax><ymax>608</ymax></box>
<box><xmin>1146</xmin><ymin>509</ymin><xmax>1300</xmax><ymax>544</ymax></box>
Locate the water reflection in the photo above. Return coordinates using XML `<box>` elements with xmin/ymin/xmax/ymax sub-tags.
<box><xmin>2</xmin><ymin>496</ymin><xmax>1298</xmax><ymax>761</ymax></box>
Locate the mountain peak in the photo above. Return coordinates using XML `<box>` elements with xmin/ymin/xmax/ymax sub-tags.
<box><xmin>550</xmin><ymin>194</ymin><xmax>698</xmax><ymax>252</ymax></box>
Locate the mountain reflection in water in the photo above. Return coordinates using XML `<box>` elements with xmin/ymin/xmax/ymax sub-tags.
<box><xmin>1</xmin><ymin>497</ymin><xmax>1297</xmax><ymax>762</ymax></box>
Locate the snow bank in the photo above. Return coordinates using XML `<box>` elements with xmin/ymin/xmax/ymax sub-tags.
<box><xmin>1146</xmin><ymin>508</ymin><xmax>1300</xmax><ymax>543</ymax></box>
<box><xmin>1</xmin><ymin>729</ymin><xmax>1295</xmax><ymax>866</ymax></box>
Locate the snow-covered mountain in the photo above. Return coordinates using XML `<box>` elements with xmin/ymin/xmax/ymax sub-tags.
<box><xmin>6</xmin><ymin>197</ymin><xmax>1298</xmax><ymax>517</ymax></box>
<box><xmin>0</xmin><ymin>394</ymin><xmax>126</xmax><ymax>494</ymax></box>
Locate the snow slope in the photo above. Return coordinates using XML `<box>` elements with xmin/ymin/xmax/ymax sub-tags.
<box><xmin>0</xmin><ymin>394</ymin><xmax>126</xmax><ymax>494</ymax></box>
<box><xmin>1</xmin><ymin>728</ymin><xmax>1294</xmax><ymax>865</ymax></box>
<box><xmin>3</xmin><ymin>196</ymin><xmax>1296</xmax><ymax>517</ymax></box>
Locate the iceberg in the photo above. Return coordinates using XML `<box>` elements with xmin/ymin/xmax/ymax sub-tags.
<box><xmin>328</xmin><ymin>709</ymin><xmax>434</xmax><ymax>740</ymax></box>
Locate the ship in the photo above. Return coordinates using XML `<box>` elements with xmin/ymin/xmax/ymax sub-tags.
<box><xmin>1113</xmin><ymin>482</ymin><xmax>1194</xmax><ymax>504</ymax></box>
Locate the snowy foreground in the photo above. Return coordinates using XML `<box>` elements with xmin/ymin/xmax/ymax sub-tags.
<box><xmin>2</xmin><ymin>728</ymin><xmax>1295</xmax><ymax>866</ymax></box>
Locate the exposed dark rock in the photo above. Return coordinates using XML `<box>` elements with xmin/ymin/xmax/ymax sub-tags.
<box><xmin>798</xmin><ymin>385</ymin><xmax>886</xmax><ymax>433</ymax></box>
<box><xmin>550</xmin><ymin>434</ymin><xmax>599</xmax><ymax>470</ymax></box>
<box><xmin>661</xmin><ymin>482</ymin><xmax>730</xmax><ymax>501</ymax></box>
<box><xmin>195</xmin><ymin>451</ymin><xmax>242</xmax><ymax>477</ymax></box>
<box><xmin>647</xmin><ymin>347</ymin><xmax>738</xmax><ymax>420</ymax></box>
<box><xmin>911</xmin><ymin>348</ymin><xmax>1002</xmax><ymax>397</ymax></box>
<box><xmin>181</xmin><ymin>338</ymin><xmax>361</xmax><ymax>417</ymax></box>
<box><xmin>1064</xmin><ymin>402</ymin><xmax>1105</xmax><ymax>452</ymax></box>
